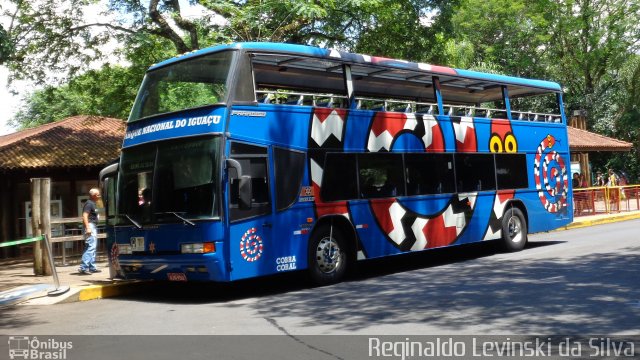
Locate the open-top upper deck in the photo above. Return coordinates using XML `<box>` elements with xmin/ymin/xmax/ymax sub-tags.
<box><xmin>150</xmin><ymin>42</ymin><xmax>562</xmax><ymax>95</ymax></box>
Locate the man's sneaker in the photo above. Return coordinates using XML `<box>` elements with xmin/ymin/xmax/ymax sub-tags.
<box><xmin>89</xmin><ymin>268</ymin><xmax>102</xmax><ymax>273</ymax></box>
<box><xmin>77</xmin><ymin>268</ymin><xmax>91</xmax><ymax>275</ymax></box>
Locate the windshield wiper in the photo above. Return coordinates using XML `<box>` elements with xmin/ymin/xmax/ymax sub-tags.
<box><xmin>155</xmin><ymin>212</ymin><xmax>196</xmax><ymax>226</ymax></box>
<box><xmin>117</xmin><ymin>214</ymin><xmax>142</xmax><ymax>229</ymax></box>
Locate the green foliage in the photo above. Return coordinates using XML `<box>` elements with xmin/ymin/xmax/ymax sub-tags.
<box><xmin>0</xmin><ymin>24</ymin><xmax>13</xmax><ymax>64</ymax></box>
<box><xmin>546</xmin><ymin>0</ymin><xmax>640</xmax><ymax>118</ymax></box>
<box><xmin>443</xmin><ymin>39</ymin><xmax>474</xmax><ymax>69</ymax></box>
<box><xmin>591</xmin><ymin>56</ymin><xmax>640</xmax><ymax>182</ymax></box>
<box><xmin>349</xmin><ymin>1</ymin><xmax>463</xmax><ymax>64</ymax></box>
<box><xmin>9</xmin><ymin>64</ymin><xmax>140</xmax><ymax>129</ymax></box>
<box><xmin>451</xmin><ymin>0</ymin><xmax>553</xmax><ymax>77</ymax></box>
<box><xmin>2</xmin><ymin>0</ymin><xmax>640</xmax><ymax>184</ymax></box>
<box><xmin>2</xmin><ymin>0</ymin><xmax>112</xmax><ymax>84</ymax></box>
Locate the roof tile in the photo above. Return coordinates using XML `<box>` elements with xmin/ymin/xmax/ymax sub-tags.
<box><xmin>567</xmin><ymin>126</ymin><xmax>633</xmax><ymax>152</ymax></box>
<box><xmin>0</xmin><ymin>116</ymin><xmax>125</xmax><ymax>169</ymax></box>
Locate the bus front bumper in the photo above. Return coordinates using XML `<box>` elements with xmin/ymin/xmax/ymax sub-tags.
<box><xmin>117</xmin><ymin>254</ymin><xmax>227</xmax><ymax>282</ymax></box>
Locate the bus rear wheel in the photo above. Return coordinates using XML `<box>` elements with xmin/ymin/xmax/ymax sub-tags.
<box><xmin>308</xmin><ymin>224</ymin><xmax>348</xmax><ymax>285</ymax></box>
<box><xmin>500</xmin><ymin>207</ymin><xmax>528</xmax><ymax>252</ymax></box>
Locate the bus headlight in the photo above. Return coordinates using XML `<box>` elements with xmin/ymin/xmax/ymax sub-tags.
<box><xmin>181</xmin><ymin>242</ymin><xmax>215</xmax><ymax>254</ymax></box>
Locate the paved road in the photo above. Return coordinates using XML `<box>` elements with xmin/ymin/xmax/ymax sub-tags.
<box><xmin>2</xmin><ymin>220</ymin><xmax>639</xmax><ymax>335</ymax></box>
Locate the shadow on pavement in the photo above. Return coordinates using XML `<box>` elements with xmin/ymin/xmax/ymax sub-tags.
<box><xmin>5</xmin><ymin>239</ymin><xmax>638</xmax><ymax>334</ymax></box>
<box><xmin>111</xmin><ymin>240</ymin><xmax>564</xmax><ymax>305</ymax></box>
<box><xmin>107</xmin><ymin>239</ymin><xmax>639</xmax><ymax>334</ymax></box>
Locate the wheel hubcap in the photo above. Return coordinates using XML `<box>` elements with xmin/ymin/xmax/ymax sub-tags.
<box><xmin>316</xmin><ymin>236</ymin><xmax>342</xmax><ymax>274</ymax></box>
<box><xmin>508</xmin><ymin>215</ymin><xmax>523</xmax><ymax>243</ymax></box>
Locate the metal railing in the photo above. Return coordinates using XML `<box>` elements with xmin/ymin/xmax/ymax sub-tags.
<box><xmin>3</xmin><ymin>217</ymin><xmax>107</xmax><ymax>264</ymax></box>
<box><xmin>254</xmin><ymin>89</ymin><xmax>562</xmax><ymax>122</ymax></box>
<box><xmin>573</xmin><ymin>185</ymin><xmax>640</xmax><ymax>216</ymax></box>
<box><xmin>49</xmin><ymin>217</ymin><xmax>107</xmax><ymax>266</ymax></box>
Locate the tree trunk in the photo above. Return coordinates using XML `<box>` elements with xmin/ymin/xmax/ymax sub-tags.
<box><xmin>31</xmin><ymin>178</ymin><xmax>42</xmax><ymax>275</ymax></box>
<box><xmin>40</xmin><ymin>178</ymin><xmax>52</xmax><ymax>276</ymax></box>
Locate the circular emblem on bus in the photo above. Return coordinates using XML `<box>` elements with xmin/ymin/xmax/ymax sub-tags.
<box><xmin>240</xmin><ymin>227</ymin><xmax>264</xmax><ymax>262</ymax></box>
<box><xmin>534</xmin><ymin>134</ymin><xmax>568</xmax><ymax>213</ymax></box>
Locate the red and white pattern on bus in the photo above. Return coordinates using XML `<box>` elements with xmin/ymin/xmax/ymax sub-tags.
<box><xmin>489</xmin><ymin>118</ymin><xmax>518</xmax><ymax>153</ymax></box>
<box><xmin>367</xmin><ymin>112</ymin><xmax>444</xmax><ymax>152</ymax></box>
<box><xmin>482</xmin><ymin>190</ymin><xmax>516</xmax><ymax>240</ymax></box>
<box><xmin>364</xmin><ymin>112</ymin><xmax>479</xmax><ymax>251</ymax></box>
<box><xmin>369</xmin><ymin>194</ymin><xmax>477</xmax><ymax>250</ymax></box>
<box><xmin>534</xmin><ymin>134</ymin><xmax>568</xmax><ymax>213</ymax></box>
<box><xmin>308</xmin><ymin>107</ymin><xmax>350</xmax><ymax>218</ymax></box>
<box><xmin>482</xmin><ymin>118</ymin><xmax>517</xmax><ymax>240</ymax></box>
<box><xmin>110</xmin><ymin>242</ymin><xmax>122</xmax><ymax>276</ymax></box>
<box><xmin>452</xmin><ymin>116</ymin><xmax>477</xmax><ymax>152</ymax></box>
<box><xmin>240</xmin><ymin>227</ymin><xmax>264</xmax><ymax>262</ymax></box>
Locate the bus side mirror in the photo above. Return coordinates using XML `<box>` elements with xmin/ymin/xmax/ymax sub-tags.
<box><xmin>226</xmin><ymin>159</ymin><xmax>252</xmax><ymax>210</ymax></box>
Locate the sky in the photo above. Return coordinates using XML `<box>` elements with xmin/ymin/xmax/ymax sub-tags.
<box><xmin>0</xmin><ymin>67</ymin><xmax>19</xmax><ymax>135</ymax></box>
<box><xmin>0</xmin><ymin>0</ymin><xmax>216</xmax><ymax>136</ymax></box>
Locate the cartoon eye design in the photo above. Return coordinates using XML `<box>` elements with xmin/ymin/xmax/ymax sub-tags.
<box><xmin>489</xmin><ymin>134</ymin><xmax>503</xmax><ymax>153</ymax></box>
<box><xmin>505</xmin><ymin>133</ymin><xmax>518</xmax><ymax>153</ymax></box>
<box><xmin>490</xmin><ymin>133</ymin><xmax>518</xmax><ymax>153</ymax></box>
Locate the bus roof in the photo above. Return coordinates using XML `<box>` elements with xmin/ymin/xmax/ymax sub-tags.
<box><xmin>149</xmin><ymin>42</ymin><xmax>562</xmax><ymax>93</ymax></box>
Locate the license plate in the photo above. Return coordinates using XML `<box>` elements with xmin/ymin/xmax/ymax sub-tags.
<box><xmin>131</xmin><ymin>237</ymin><xmax>145</xmax><ymax>252</ymax></box>
<box><xmin>167</xmin><ymin>273</ymin><xmax>187</xmax><ymax>281</ymax></box>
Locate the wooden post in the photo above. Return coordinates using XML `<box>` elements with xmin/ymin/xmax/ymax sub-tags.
<box><xmin>31</xmin><ymin>178</ymin><xmax>43</xmax><ymax>275</ymax></box>
<box><xmin>40</xmin><ymin>178</ymin><xmax>53</xmax><ymax>276</ymax></box>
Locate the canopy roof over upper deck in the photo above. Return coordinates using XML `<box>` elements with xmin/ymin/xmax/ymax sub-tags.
<box><xmin>150</xmin><ymin>42</ymin><xmax>562</xmax><ymax>104</ymax></box>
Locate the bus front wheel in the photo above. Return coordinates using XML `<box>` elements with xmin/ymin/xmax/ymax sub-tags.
<box><xmin>500</xmin><ymin>207</ymin><xmax>528</xmax><ymax>252</ymax></box>
<box><xmin>308</xmin><ymin>224</ymin><xmax>348</xmax><ymax>285</ymax></box>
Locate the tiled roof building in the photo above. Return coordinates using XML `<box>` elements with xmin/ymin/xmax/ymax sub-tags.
<box><xmin>0</xmin><ymin>115</ymin><xmax>124</xmax><ymax>170</ymax></box>
<box><xmin>567</xmin><ymin>126</ymin><xmax>633</xmax><ymax>152</ymax></box>
<box><xmin>0</xmin><ymin>116</ymin><xmax>125</xmax><ymax>254</ymax></box>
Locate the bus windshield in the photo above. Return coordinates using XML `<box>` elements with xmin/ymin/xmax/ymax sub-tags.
<box><xmin>117</xmin><ymin>136</ymin><xmax>220</xmax><ymax>224</ymax></box>
<box><xmin>128</xmin><ymin>51</ymin><xmax>235</xmax><ymax>122</ymax></box>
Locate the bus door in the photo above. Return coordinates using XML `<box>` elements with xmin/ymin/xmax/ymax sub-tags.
<box><xmin>227</xmin><ymin>141</ymin><xmax>274</xmax><ymax>280</ymax></box>
<box><xmin>99</xmin><ymin>163</ymin><xmax>120</xmax><ymax>279</ymax></box>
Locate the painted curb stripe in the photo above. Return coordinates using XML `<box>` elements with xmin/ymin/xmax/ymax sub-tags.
<box><xmin>77</xmin><ymin>281</ymin><xmax>150</xmax><ymax>301</ymax></box>
<box><xmin>559</xmin><ymin>213</ymin><xmax>640</xmax><ymax>231</ymax></box>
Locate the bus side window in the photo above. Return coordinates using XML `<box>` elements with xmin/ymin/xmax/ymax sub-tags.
<box><xmin>358</xmin><ymin>153</ymin><xmax>405</xmax><ymax>199</ymax></box>
<box><xmin>274</xmin><ymin>147</ymin><xmax>305</xmax><ymax>211</ymax></box>
<box><xmin>495</xmin><ymin>154</ymin><xmax>528</xmax><ymax>189</ymax></box>
<box><xmin>405</xmin><ymin>153</ymin><xmax>455</xmax><ymax>195</ymax></box>
<box><xmin>229</xmin><ymin>142</ymin><xmax>271</xmax><ymax>221</ymax></box>
<box><xmin>320</xmin><ymin>153</ymin><xmax>358</xmax><ymax>201</ymax></box>
<box><xmin>454</xmin><ymin>154</ymin><xmax>497</xmax><ymax>192</ymax></box>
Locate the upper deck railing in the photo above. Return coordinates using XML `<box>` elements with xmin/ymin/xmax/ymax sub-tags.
<box><xmin>255</xmin><ymin>89</ymin><xmax>562</xmax><ymax>123</ymax></box>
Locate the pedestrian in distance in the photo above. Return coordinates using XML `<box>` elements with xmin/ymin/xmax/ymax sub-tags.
<box><xmin>596</xmin><ymin>172</ymin><xmax>605</xmax><ymax>186</ymax></box>
<box><xmin>607</xmin><ymin>169</ymin><xmax>620</xmax><ymax>212</ymax></box>
<box><xmin>78</xmin><ymin>188</ymin><xmax>102</xmax><ymax>274</ymax></box>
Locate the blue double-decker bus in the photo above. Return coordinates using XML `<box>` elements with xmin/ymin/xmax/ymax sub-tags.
<box><xmin>100</xmin><ymin>42</ymin><xmax>572</xmax><ymax>285</ymax></box>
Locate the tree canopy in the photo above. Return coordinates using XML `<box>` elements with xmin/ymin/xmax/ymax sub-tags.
<box><xmin>2</xmin><ymin>0</ymin><xmax>640</xmax><ymax>179</ymax></box>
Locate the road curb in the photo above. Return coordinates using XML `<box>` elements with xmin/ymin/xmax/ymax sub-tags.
<box><xmin>55</xmin><ymin>280</ymin><xmax>152</xmax><ymax>304</ymax></box>
<box><xmin>562</xmin><ymin>212</ymin><xmax>640</xmax><ymax>230</ymax></box>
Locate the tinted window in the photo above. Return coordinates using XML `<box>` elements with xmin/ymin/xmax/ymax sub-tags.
<box><xmin>119</xmin><ymin>143</ymin><xmax>156</xmax><ymax>223</ymax></box>
<box><xmin>455</xmin><ymin>154</ymin><xmax>497</xmax><ymax>192</ymax></box>
<box><xmin>495</xmin><ymin>154</ymin><xmax>528</xmax><ymax>189</ymax></box>
<box><xmin>275</xmin><ymin>148</ymin><xmax>305</xmax><ymax>210</ymax></box>
<box><xmin>129</xmin><ymin>51</ymin><xmax>234</xmax><ymax>122</ymax></box>
<box><xmin>117</xmin><ymin>137</ymin><xmax>220</xmax><ymax>224</ymax></box>
<box><xmin>405</xmin><ymin>153</ymin><xmax>455</xmax><ymax>195</ymax></box>
<box><xmin>155</xmin><ymin>138</ymin><xmax>219</xmax><ymax>221</ymax></box>
<box><xmin>229</xmin><ymin>142</ymin><xmax>271</xmax><ymax>221</ymax></box>
<box><xmin>320</xmin><ymin>154</ymin><xmax>357</xmax><ymax>201</ymax></box>
<box><xmin>358</xmin><ymin>153</ymin><xmax>405</xmax><ymax>198</ymax></box>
